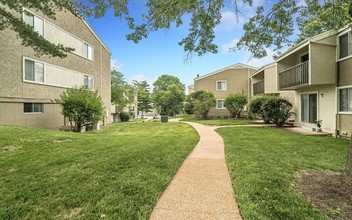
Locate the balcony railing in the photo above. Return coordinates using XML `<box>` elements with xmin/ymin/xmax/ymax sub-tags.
<box><xmin>253</xmin><ymin>80</ymin><xmax>264</xmax><ymax>95</ymax></box>
<box><xmin>279</xmin><ymin>61</ymin><xmax>309</xmax><ymax>89</ymax></box>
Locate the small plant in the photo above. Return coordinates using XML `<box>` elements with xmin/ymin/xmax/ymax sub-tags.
<box><xmin>119</xmin><ymin>112</ymin><xmax>130</xmax><ymax>122</ymax></box>
<box><xmin>314</xmin><ymin>120</ymin><xmax>323</xmax><ymax>132</ymax></box>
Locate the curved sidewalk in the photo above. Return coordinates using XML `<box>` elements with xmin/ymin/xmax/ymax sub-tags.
<box><xmin>150</xmin><ymin>121</ymin><xmax>242</xmax><ymax>220</ymax></box>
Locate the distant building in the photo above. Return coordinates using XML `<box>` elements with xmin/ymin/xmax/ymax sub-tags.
<box><xmin>188</xmin><ymin>84</ymin><xmax>195</xmax><ymax>94</ymax></box>
<box><xmin>0</xmin><ymin>6</ymin><xmax>111</xmax><ymax>129</ymax></box>
<box><xmin>193</xmin><ymin>63</ymin><xmax>257</xmax><ymax>118</ymax></box>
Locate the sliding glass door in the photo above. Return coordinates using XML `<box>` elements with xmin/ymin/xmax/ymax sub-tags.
<box><xmin>301</xmin><ymin>93</ymin><xmax>317</xmax><ymax>123</ymax></box>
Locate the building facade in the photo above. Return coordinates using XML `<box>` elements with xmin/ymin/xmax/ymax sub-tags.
<box><xmin>194</xmin><ymin>63</ymin><xmax>257</xmax><ymax>118</ymax></box>
<box><xmin>0</xmin><ymin>6</ymin><xmax>111</xmax><ymax>129</ymax></box>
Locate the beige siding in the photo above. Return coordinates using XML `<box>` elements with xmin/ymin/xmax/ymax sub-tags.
<box><xmin>339</xmin><ymin>58</ymin><xmax>352</xmax><ymax>86</ymax></box>
<box><xmin>310</xmin><ymin>43</ymin><xmax>336</xmax><ymax>85</ymax></box>
<box><xmin>338</xmin><ymin>114</ymin><xmax>352</xmax><ymax>137</ymax></box>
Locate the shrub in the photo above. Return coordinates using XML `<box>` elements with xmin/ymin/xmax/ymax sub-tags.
<box><xmin>249</xmin><ymin>96</ymin><xmax>274</xmax><ymax>123</ymax></box>
<box><xmin>224</xmin><ymin>91</ymin><xmax>247</xmax><ymax>119</ymax></box>
<box><xmin>192</xmin><ymin>90</ymin><xmax>216</xmax><ymax>119</ymax></box>
<box><xmin>56</xmin><ymin>87</ymin><xmax>104</xmax><ymax>132</ymax></box>
<box><xmin>119</xmin><ymin>112</ymin><xmax>130</xmax><ymax>122</ymax></box>
<box><xmin>261</xmin><ymin>97</ymin><xmax>294</xmax><ymax>126</ymax></box>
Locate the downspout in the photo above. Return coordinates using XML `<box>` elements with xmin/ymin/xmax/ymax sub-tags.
<box><xmin>336</xmin><ymin>61</ymin><xmax>340</xmax><ymax>137</ymax></box>
<box><xmin>100</xmin><ymin>44</ymin><xmax>106</xmax><ymax>126</ymax></box>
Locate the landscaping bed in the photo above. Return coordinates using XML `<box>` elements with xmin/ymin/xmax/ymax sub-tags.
<box><xmin>179</xmin><ymin>114</ymin><xmax>252</xmax><ymax>126</ymax></box>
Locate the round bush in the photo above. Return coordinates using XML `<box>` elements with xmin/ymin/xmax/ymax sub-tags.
<box><xmin>119</xmin><ymin>112</ymin><xmax>130</xmax><ymax>122</ymax></box>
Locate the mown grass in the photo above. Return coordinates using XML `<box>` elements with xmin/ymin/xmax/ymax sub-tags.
<box><xmin>179</xmin><ymin>114</ymin><xmax>252</xmax><ymax>126</ymax></box>
<box><xmin>217</xmin><ymin>126</ymin><xmax>349</xmax><ymax>220</ymax></box>
<box><xmin>0</xmin><ymin>123</ymin><xmax>199</xmax><ymax>219</ymax></box>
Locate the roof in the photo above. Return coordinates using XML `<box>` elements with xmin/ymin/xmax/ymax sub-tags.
<box><xmin>251</xmin><ymin>62</ymin><xmax>277</xmax><ymax>77</ymax></box>
<box><xmin>276</xmin><ymin>29</ymin><xmax>338</xmax><ymax>61</ymax></box>
<box><xmin>194</xmin><ymin>63</ymin><xmax>258</xmax><ymax>81</ymax></box>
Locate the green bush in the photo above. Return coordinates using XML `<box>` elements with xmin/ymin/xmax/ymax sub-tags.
<box><xmin>119</xmin><ymin>112</ymin><xmax>130</xmax><ymax>122</ymax></box>
<box><xmin>261</xmin><ymin>97</ymin><xmax>294</xmax><ymax>126</ymax></box>
<box><xmin>249</xmin><ymin>96</ymin><xmax>274</xmax><ymax>123</ymax></box>
<box><xmin>224</xmin><ymin>91</ymin><xmax>247</xmax><ymax>119</ymax></box>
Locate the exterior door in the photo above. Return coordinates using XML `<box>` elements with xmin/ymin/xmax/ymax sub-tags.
<box><xmin>301</xmin><ymin>93</ymin><xmax>317</xmax><ymax>123</ymax></box>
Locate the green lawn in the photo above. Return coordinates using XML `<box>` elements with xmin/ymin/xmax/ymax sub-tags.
<box><xmin>0</xmin><ymin>123</ymin><xmax>199</xmax><ymax>219</ymax></box>
<box><xmin>217</xmin><ymin>127</ymin><xmax>349</xmax><ymax>220</ymax></box>
<box><xmin>179</xmin><ymin>114</ymin><xmax>252</xmax><ymax>126</ymax></box>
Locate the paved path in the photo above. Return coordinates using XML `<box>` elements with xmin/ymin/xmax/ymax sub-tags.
<box><xmin>150</xmin><ymin>121</ymin><xmax>242</xmax><ymax>220</ymax></box>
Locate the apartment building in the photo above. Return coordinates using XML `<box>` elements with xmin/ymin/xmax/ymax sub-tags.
<box><xmin>194</xmin><ymin>63</ymin><xmax>257</xmax><ymax>118</ymax></box>
<box><xmin>251</xmin><ymin>62</ymin><xmax>296</xmax><ymax>111</ymax></box>
<box><xmin>277</xmin><ymin>28</ymin><xmax>352</xmax><ymax>137</ymax></box>
<box><xmin>0</xmin><ymin>6</ymin><xmax>111</xmax><ymax>129</ymax></box>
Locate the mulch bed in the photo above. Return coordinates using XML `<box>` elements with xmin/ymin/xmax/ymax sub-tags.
<box><xmin>297</xmin><ymin>170</ymin><xmax>352</xmax><ymax>220</ymax></box>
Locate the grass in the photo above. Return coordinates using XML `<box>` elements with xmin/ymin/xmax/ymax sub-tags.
<box><xmin>217</xmin><ymin>126</ymin><xmax>349</xmax><ymax>220</ymax></box>
<box><xmin>0</xmin><ymin>122</ymin><xmax>199</xmax><ymax>219</ymax></box>
<box><xmin>179</xmin><ymin>114</ymin><xmax>252</xmax><ymax>126</ymax></box>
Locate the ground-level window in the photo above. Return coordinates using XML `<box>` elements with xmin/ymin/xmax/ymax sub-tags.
<box><xmin>216</xmin><ymin>80</ymin><xmax>227</xmax><ymax>91</ymax></box>
<box><xmin>301</xmin><ymin>93</ymin><xmax>317</xmax><ymax>123</ymax></box>
<box><xmin>339</xmin><ymin>87</ymin><xmax>352</xmax><ymax>112</ymax></box>
<box><xmin>24</xmin><ymin>103</ymin><xmax>44</xmax><ymax>113</ymax></box>
<box><xmin>84</xmin><ymin>75</ymin><xmax>93</xmax><ymax>90</ymax></box>
<box><xmin>216</xmin><ymin>99</ymin><xmax>225</xmax><ymax>109</ymax></box>
<box><xmin>24</xmin><ymin>59</ymin><xmax>44</xmax><ymax>82</ymax></box>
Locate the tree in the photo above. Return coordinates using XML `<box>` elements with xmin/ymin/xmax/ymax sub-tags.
<box><xmin>249</xmin><ymin>96</ymin><xmax>275</xmax><ymax>123</ymax></box>
<box><xmin>56</xmin><ymin>87</ymin><xmax>104</xmax><ymax>132</ymax></box>
<box><xmin>153</xmin><ymin>75</ymin><xmax>185</xmax><ymax>116</ymax></box>
<box><xmin>111</xmin><ymin>70</ymin><xmax>135</xmax><ymax>113</ymax></box>
<box><xmin>134</xmin><ymin>80</ymin><xmax>152</xmax><ymax>117</ymax></box>
<box><xmin>189</xmin><ymin>90</ymin><xmax>216</xmax><ymax>119</ymax></box>
<box><xmin>3</xmin><ymin>0</ymin><xmax>352</xmax><ymax>59</ymax></box>
<box><xmin>224</xmin><ymin>92</ymin><xmax>247</xmax><ymax>119</ymax></box>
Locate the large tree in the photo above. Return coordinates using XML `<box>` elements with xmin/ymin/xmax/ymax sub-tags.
<box><xmin>2</xmin><ymin>0</ymin><xmax>352</xmax><ymax>59</ymax></box>
<box><xmin>134</xmin><ymin>80</ymin><xmax>152</xmax><ymax>118</ymax></box>
<box><xmin>153</xmin><ymin>75</ymin><xmax>185</xmax><ymax>116</ymax></box>
<box><xmin>111</xmin><ymin>70</ymin><xmax>135</xmax><ymax>113</ymax></box>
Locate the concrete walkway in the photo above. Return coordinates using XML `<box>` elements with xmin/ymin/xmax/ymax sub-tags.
<box><xmin>150</xmin><ymin>121</ymin><xmax>242</xmax><ymax>220</ymax></box>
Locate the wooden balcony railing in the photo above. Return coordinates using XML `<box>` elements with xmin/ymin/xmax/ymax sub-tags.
<box><xmin>279</xmin><ymin>61</ymin><xmax>309</xmax><ymax>89</ymax></box>
<box><xmin>253</xmin><ymin>80</ymin><xmax>264</xmax><ymax>95</ymax></box>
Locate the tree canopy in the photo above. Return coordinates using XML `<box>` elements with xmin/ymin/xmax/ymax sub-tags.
<box><xmin>111</xmin><ymin>70</ymin><xmax>135</xmax><ymax>113</ymax></box>
<box><xmin>134</xmin><ymin>80</ymin><xmax>152</xmax><ymax>117</ymax></box>
<box><xmin>2</xmin><ymin>0</ymin><xmax>352</xmax><ymax>59</ymax></box>
<box><xmin>153</xmin><ymin>75</ymin><xmax>185</xmax><ymax>116</ymax></box>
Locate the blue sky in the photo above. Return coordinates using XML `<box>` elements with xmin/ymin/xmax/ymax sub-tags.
<box><xmin>85</xmin><ymin>1</ymin><xmax>285</xmax><ymax>92</ymax></box>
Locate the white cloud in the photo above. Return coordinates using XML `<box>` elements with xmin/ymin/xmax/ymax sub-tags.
<box><xmin>111</xmin><ymin>58</ymin><xmax>124</xmax><ymax>71</ymax></box>
<box><xmin>218</xmin><ymin>11</ymin><xmax>243</xmax><ymax>32</ymax></box>
<box><xmin>221</xmin><ymin>38</ymin><xmax>239</xmax><ymax>54</ymax></box>
<box><xmin>241</xmin><ymin>48</ymin><xmax>275</xmax><ymax>68</ymax></box>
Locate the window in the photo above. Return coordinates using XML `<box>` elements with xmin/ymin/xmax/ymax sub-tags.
<box><xmin>24</xmin><ymin>11</ymin><xmax>43</xmax><ymax>36</ymax></box>
<box><xmin>24</xmin><ymin>59</ymin><xmax>44</xmax><ymax>82</ymax></box>
<box><xmin>339</xmin><ymin>88</ymin><xmax>352</xmax><ymax>112</ymax></box>
<box><xmin>217</xmin><ymin>100</ymin><xmax>225</xmax><ymax>109</ymax></box>
<box><xmin>301</xmin><ymin>93</ymin><xmax>317</xmax><ymax>123</ymax></box>
<box><xmin>84</xmin><ymin>75</ymin><xmax>93</xmax><ymax>90</ymax></box>
<box><xmin>216</xmin><ymin>80</ymin><xmax>227</xmax><ymax>91</ymax></box>
<box><xmin>24</xmin><ymin>103</ymin><xmax>43</xmax><ymax>113</ymax></box>
<box><xmin>339</xmin><ymin>31</ymin><xmax>352</xmax><ymax>59</ymax></box>
<box><xmin>83</xmin><ymin>43</ymin><xmax>93</xmax><ymax>60</ymax></box>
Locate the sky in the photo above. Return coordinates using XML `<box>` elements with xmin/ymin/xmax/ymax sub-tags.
<box><xmin>84</xmin><ymin>1</ymin><xmax>289</xmax><ymax>92</ymax></box>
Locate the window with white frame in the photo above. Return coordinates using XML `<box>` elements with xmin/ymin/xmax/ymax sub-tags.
<box><xmin>339</xmin><ymin>31</ymin><xmax>352</xmax><ymax>59</ymax></box>
<box><xmin>24</xmin><ymin>103</ymin><xmax>43</xmax><ymax>113</ymax></box>
<box><xmin>84</xmin><ymin>75</ymin><xmax>93</xmax><ymax>90</ymax></box>
<box><xmin>83</xmin><ymin>43</ymin><xmax>93</xmax><ymax>60</ymax></box>
<box><xmin>216</xmin><ymin>80</ymin><xmax>227</xmax><ymax>91</ymax></box>
<box><xmin>24</xmin><ymin>59</ymin><xmax>44</xmax><ymax>83</ymax></box>
<box><xmin>339</xmin><ymin>87</ymin><xmax>352</xmax><ymax>112</ymax></box>
<box><xmin>23</xmin><ymin>10</ymin><xmax>43</xmax><ymax>36</ymax></box>
<box><xmin>217</xmin><ymin>99</ymin><xmax>225</xmax><ymax>109</ymax></box>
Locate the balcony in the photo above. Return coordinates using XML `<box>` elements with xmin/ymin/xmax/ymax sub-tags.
<box><xmin>253</xmin><ymin>80</ymin><xmax>264</xmax><ymax>95</ymax></box>
<box><xmin>279</xmin><ymin>61</ymin><xmax>309</xmax><ymax>90</ymax></box>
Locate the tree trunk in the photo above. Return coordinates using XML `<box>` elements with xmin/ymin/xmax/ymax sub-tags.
<box><xmin>345</xmin><ymin>136</ymin><xmax>352</xmax><ymax>187</ymax></box>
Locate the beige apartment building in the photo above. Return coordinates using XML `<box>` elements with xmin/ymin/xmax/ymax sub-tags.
<box><xmin>194</xmin><ymin>63</ymin><xmax>257</xmax><ymax>118</ymax></box>
<box><xmin>277</xmin><ymin>28</ymin><xmax>352</xmax><ymax>137</ymax></box>
<box><xmin>0</xmin><ymin>6</ymin><xmax>111</xmax><ymax>129</ymax></box>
